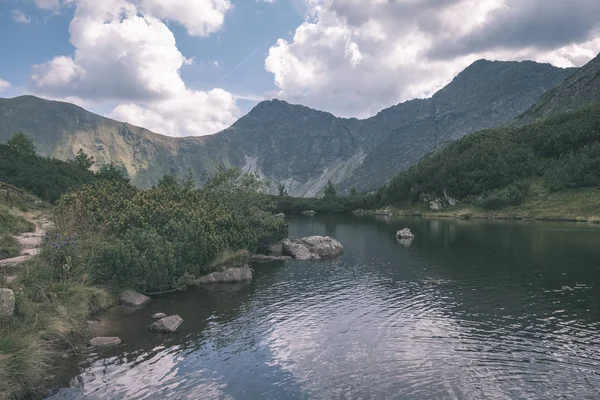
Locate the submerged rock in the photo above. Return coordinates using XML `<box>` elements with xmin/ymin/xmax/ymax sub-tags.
<box><xmin>0</xmin><ymin>288</ymin><xmax>15</xmax><ymax>318</ymax></box>
<box><xmin>250</xmin><ymin>254</ymin><xmax>293</xmax><ymax>263</ymax></box>
<box><xmin>151</xmin><ymin>313</ymin><xmax>167</xmax><ymax>319</ymax></box>
<box><xmin>197</xmin><ymin>265</ymin><xmax>252</xmax><ymax>284</ymax></box>
<box><xmin>301</xmin><ymin>210</ymin><xmax>317</xmax><ymax>216</ymax></box>
<box><xmin>89</xmin><ymin>337</ymin><xmax>121</xmax><ymax>348</ymax></box>
<box><xmin>397</xmin><ymin>238</ymin><xmax>413</xmax><ymax>247</ymax></box>
<box><xmin>282</xmin><ymin>236</ymin><xmax>343</xmax><ymax>260</ymax></box>
<box><xmin>149</xmin><ymin>315</ymin><xmax>183</xmax><ymax>333</ymax></box>
<box><xmin>396</xmin><ymin>228</ymin><xmax>415</xmax><ymax>239</ymax></box>
<box><xmin>120</xmin><ymin>290</ymin><xmax>151</xmax><ymax>307</ymax></box>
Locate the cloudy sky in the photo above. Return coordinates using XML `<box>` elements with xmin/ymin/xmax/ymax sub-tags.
<box><xmin>1</xmin><ymin>0</ymin><xmax>599</xmax><ymax>137</ymax></box>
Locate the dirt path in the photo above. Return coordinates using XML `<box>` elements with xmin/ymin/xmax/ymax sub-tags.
<box><xmin>1</xmin><ymin>213</ymin><xmax>53</xmax><ymax>283</ymax></box>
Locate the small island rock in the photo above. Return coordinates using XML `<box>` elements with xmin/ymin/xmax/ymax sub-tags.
<box><xmin>282</xmin><ymin>236</ymin><xmax>343</xmax><ymax>260</ymax></box>
<box><xmin>89</xmin><ymin>337</ymin><xmax>121</xmax><ymax>348</ymax></box>
<box><xmin>397</xmin><ymin>228</ymin><xmax>415</xmax><ymax>239</ymax></box>
<box><xmin>149</xmin><ymin>315</ymin><xmax>183</xmax><ymax>333</ymax></box>
<box><xmin>301</xmin><ymin>210</ymin><xmax>317</xmax><ymax>216</ymax></box>
<box><xmin>151</xmin><ymin>313</ymin><xmax>167</xmax><ymax>319</ymax></box>
<box><xmin>0</xmin><ymin>288</ymin><xmax>15</xmax><ymax>318</ymax></box>
<box><xmin>120</xmin><ymin>290</ymin><xmax>151</xmax><ymax>307</ymax></box>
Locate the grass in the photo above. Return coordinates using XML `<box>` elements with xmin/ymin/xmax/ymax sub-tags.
<box><xmin>376</xmin><ymin>182</ymin><xmax>600</xmax><ymax>223</ymax></box>
<box><xmin>0</xmin><ymin>236</ymin><xmax>20</xmax><ymax>261</ymax></box>
<box><xmin>1</xmin><ymin>234</ymin><xmax>115</xmax><ymax>399</ymax></box>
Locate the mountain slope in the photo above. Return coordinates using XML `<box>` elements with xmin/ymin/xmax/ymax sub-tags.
<box><xmin>515</xmin><ymin>52</ymin><xmax>600</xmax><ymax>125</ymax></box>
<box><xmin>0</xmin><ymin>59</ymin><xmax>578</xmax><ymax>196</ymax></box>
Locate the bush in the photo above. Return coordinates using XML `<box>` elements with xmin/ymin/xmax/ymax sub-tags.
<box><xmin>53</xmin><ymin>173</ymin><xmax>288</xmax><ymax>292</ymax></box>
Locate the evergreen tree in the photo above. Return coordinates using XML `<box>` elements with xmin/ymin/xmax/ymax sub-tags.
<box><xmin>323</xmin><ymin>180</ymin><xmax>337</xmax><ymax>201</ymax></box>
<box><xmin>7</xmin><ymin>133</ymin><xmax>35</xmax><ymax>157</ymax></box>
<box><xmin>74</xmin><ymin>149</ymin><xmax>95</xmax><ymax>171</ymax></box>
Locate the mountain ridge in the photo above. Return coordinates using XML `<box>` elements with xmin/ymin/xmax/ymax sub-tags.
<box><xmin>0</xmin><ymin>58</ymin><xmax>579</xmax><ymax>196</ymax></box>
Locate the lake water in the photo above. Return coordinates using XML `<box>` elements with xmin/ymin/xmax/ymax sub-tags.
<box><xmin>52</xmin><ymin>215</ymin><xmax>600</xmax><ymax>399</ymax></box>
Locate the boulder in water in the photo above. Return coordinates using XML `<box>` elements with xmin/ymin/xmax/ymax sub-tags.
<box><xmin>151</xmin><ymin>313</ymin><xmax>167</xmax><ymax>319</ymax></box>
<box><xmin>282</xmin><ymin>236</ymin><xmax>343</xmax><ymax>260</ymax></box>
<box><xmin>197</xmin><ymin>265</ymin><xmax>252</xmax><ymax>284</ymax></box>
<box><xmin>149</xmin><ymin>315</ymin><xmax>183</xmax><ymax>333</ymax></box>
<box><xmin>396</xmin><ymin>228</ymin><xmax>415</xmax><ymax>239</ymax></box>
<box><xmin>301</xmin><ymin>210</ymin><xmax>317</xmax><ymax>216</ymax></box>
<box><xmin>120</xmin><ymin>290</ymin><xmax>151</xmax><ymax>307</ymax></box>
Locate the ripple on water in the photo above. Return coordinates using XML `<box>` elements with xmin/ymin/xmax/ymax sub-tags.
<box><xmin>56</xmin><ymin>217</ymin><xmax>600</xmax><ymax>399</ymax></box>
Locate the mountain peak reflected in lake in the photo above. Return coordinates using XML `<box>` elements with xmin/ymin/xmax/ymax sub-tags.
<box><xmin>54</xmin><ymin>216</ymin><xmax>600</xmax><ymax>399</ymax></box>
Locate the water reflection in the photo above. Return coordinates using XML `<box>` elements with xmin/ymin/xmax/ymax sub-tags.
<box><xmin>52</xmin><ymin>216</ymin><xmax>600</xmax><ymax>399</ymax></box>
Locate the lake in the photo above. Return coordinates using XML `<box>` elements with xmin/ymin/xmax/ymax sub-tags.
<box><xmin>51</xmin><ymin>215</ymin><xmax>600</xmax><ymax>399</ymax></box>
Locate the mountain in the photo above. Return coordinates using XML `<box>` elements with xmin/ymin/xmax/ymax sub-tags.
<box><xmin>514</xmin><ymin>52</ymin><xmax>600</xmax><ymax>126</ymax></box>
<box><xmin>0</xmin><ymin>59</ymin><xmax>577</xmax><ymax>196</ymax></box>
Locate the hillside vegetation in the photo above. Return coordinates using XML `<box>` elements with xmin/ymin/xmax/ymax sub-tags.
<box><xmin>380</xmin><ymin>103</ymin><xmax>600</xmax><ymax>219</ymax></box>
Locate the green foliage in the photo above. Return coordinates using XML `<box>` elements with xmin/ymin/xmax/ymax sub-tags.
<box><xmin>6</xmin><ymin>133</ymin><xmax>35</xmax><ymax>157</ymax></box>
<box><xmin>0</xmin><ymin>234</ymin><xmax>20</xmax><ymax>260</ymax></box>
<box><xmin>0</xmin><ymin>133</ymin><xmax>132</xmax><ymax>203</ymax></box>
<box><xmin>95</xmin><ymin>163</ymin><xmax>129</xmax><ymax>183</ymax></box>
<box><xmin>381</xmin><ymin>103</ymin><xmax>600</xmax><ymax>208</ymax></box>
<box><xmin>278</xmin><ymin>183</ymin><xmax>288</xmax><ymax>197</ymax></box>
<box><xmin>73</xmin><ymin>149</ymin><xmax>95</xmax><ymax>171</ymax></box>
<box><xmin>274</xmin><ymin>192</ymin><xmax>377</xmax><ymax>214</ymax></box>
<box><xmin>323</xmin><ymin>180</ymin><xmax>337</xmax><ymax>201</ymax></box>
<box><xmin>54</xmin><ymin>170</ymin><xmax>287</xmax><ymax>292</ymax></box>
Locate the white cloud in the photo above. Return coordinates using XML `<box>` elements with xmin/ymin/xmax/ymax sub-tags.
<box><xmin>0</xmin><ymin>78</ymin><xmax>11</xmax><ymax>94</ymax></box>
<box><xmin>35</xmin><ymin>0</ymin><xmax>62</xmax><ymax>10</ymax></box>
<box><xmin>110</xmin><ymin>88</ymin><xmax>238</xmax><ymax>137</ymax></box>
<box><xmin>31</xmin><ymin>0</ymin><xmax>237</xmax><ymax>136</ymax></box>
<box><xmin>138</xmin><ymin>0</ymin><xmax>232</xmax><ymax>37</ymax></box>
<box><xmin>11</xmin><ymin>9</ymin><xmax>31</xmax><ymax>24</ymax></box>
<box><xmin>265</xmin><ymin>0</ymin><xmax>600</xmax><ymax>118</ymax></box>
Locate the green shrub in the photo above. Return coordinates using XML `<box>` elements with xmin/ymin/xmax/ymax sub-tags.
<box><xmin>53</xmin><ymin>173</ymin><xmax>287</xmax><ymax>292</ymax></box>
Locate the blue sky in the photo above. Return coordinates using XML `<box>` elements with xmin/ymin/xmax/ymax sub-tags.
<box><xmin>0</xmin><ymin>0</ymin><xmax>304</xmax><ymax>116</ymax></box>
<box><xmin>1</xmin><ymin>0</ymin><xmax>599</xmax><ymax>137</ymax></box>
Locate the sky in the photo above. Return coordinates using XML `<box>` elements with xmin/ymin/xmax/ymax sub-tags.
<box><xmin>1</xmin><ymin>0</ymin><xmax>600</xmax><ymax>138</ymax></box>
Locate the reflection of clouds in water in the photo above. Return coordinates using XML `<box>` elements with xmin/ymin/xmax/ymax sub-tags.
<box><xmin>81</xmin><ymin>345</ymin><xmax>232</xmax><ymax>399</ymax></box>
<box><xmin>259</xmin><ymin>280</ymin><xmax>500</xmax><ymax>398</ymax></box>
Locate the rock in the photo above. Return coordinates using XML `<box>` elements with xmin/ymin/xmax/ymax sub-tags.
<box><xmin>275</xmin><ymin>213</ymin><xmax>285</xmax><ymax>218</ymax></box>
<box><xmin>443</xmin><ymin>189</ymin><xmax>458</xmax><ymax>206</ymax></box>
<box><xmin>250</xmin><ymin>254</ymin><xmax>293</xmax><ymax>263</ymax></box>
<box><xmin>86</xmin><ymin>320</ymin><xmax>100</xmax><ymax>328</ymax></box>
<box><xmin>120</xmin><ymin>290</ymin><xmax>151</xmax><ymax>307</ymax></box>
<box><xmin>301</xmin><ymin>210</ymin><xmax>317</xmax><ymax>216</ymax></box>
<box><xmin>149</xmin><ymin>315</ymin><xmax>183</xmax><ymax>333</ymax></box>
<box><xmin>397</xmin><ymin>238</ymin><xmax>413</xmax><ymax>247</ymax></box>
<box><xmin>0</xmin><ymin>254</ymin><xmax>32</xmax><ymax>267</ymax></box>
<box><xmin>0</xmin><ymin>288</ymin><xmax>15</xmax><ymax>318</ymax></box>
<box><xmin>429</xmin><ymin>199</ymin><xmax>443</xmax><ymax>210</ymax></box>
<box><xmin>197</xmin><ymin>265</ymin><xmax>252</xmax><ymax>284</ymax></box>
<box><xmin>282</xmin><ymin>236</ymin><xmax>343</xmax><ymax>260</ymax></box>
<box><xmin>375</xmin><ymin>208</ymin><xmax>393</xmax><ymax>216</ymax></box>
<box><xmin>89</xmin><ymin>337</ymin><xmax>121</xmax><ymax>348</ymax></box>
<box><xmin>151</xmin><ymin>313</ymin><xmax>167</xmax><ymax>319</ymax></box>
<box><xmin>268</xmin><ymin>242</ymin><xmax>284</xmax><ymax>256</ymax></box>
<box><xmin>396</xmin><ymin>228</ymin><xmax>415</xmax><ymax>239</ymax></box>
